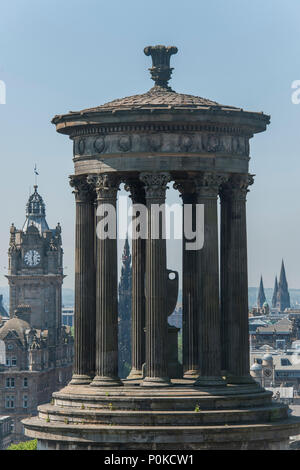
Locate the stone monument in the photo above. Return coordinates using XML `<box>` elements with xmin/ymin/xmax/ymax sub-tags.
<box><xmin>23</xmin><ymin>45</ymin><xmax>300</xmax><ymax>450</ymax></box>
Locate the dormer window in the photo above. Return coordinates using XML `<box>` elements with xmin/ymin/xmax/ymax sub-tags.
<box><xmin>281</xmin><ymin>358</ymin><xmax>291</xmax><ymax>366</ymax></box>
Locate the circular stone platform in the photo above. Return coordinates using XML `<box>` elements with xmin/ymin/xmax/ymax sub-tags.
<box><xmin>22</xmin><ymin>379</ymin><xmax>300</xmax><ymax>450</ymax></box>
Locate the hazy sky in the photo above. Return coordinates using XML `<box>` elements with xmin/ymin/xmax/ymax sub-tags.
<box><xmin>0</xmin><ymin>0</ymin><xmax>300</xmax><ymax>289</ymax></box>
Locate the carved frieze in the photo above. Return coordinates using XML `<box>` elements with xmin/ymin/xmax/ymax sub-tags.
<box><xmin>73</xmin><ymin>133</ymin><xmax>250</xmax><ymax>158</ymax></box>
<box><xmin>118</xmin><ymin>135</ymin><xmax>132</xmax><ymax>152</ymax></box>
<box><xmin>93</xmin><ymin>136</ymin><xmax>106</xmax><ymax>153</ymax></box>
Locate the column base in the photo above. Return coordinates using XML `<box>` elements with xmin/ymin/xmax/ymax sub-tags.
<box><xmin>90</xmin><ymin>376</ymin><xmax>123</xmax><ymax>387</ymax></box>
<box><xmin>194</xmin><ymin>376</ymin><xmax>225</xmax><ymax>387</ymax></box>
<box><xmin>141</xmin><ymin>376</ymin><xmax>171</xmax><ymax>387</ymax></box>
<box><xmin>127</xmin><ymin>369</ymin><xmax>144</xmax><ymax>380</ymax></box>
<box><xmin>70</xmin><ymin>374</ymin><xmax>93</xmax><ymax>385</ymax></box>
<box><xmin>226</xmin><ymin>374</ymin><xmax>261</xmax><ymax>386</ymax></box>
<box><xmin>183</xmin><ymin>369</ymin><xmax>200</xmax><ymax>379</ymax></box>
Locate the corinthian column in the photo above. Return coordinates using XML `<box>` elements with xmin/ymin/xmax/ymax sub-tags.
<box><xmin>140</xmin><ymin>172</ymin><xmax>171</xmax><ymax>387</ymax></box>
<box><xmin>124</xmin><ymin>179</ymin><xmax>146</xmax><ymax>380</ymax></box>
<box><xmin>220</xmin><ymin>174</ymin><xmax>255</xmax><ymax>384</ymax></box>
<box><xmin>89</xmin><ymin>173</ymin><xmax>122</xmax><ymax>387</ymax></box>
<box><xmin>69</xmin><ymin>175</ymin><xmax>96</xmax><ymax>384</ymax></box>
<box><xmin>194</xmin><ymin>172</ymin><xmax>226</xmax><ymax>387</ymax></box>
<box><xmin>173</xmin><ymin>179</ymin><xmax>199</xmax><ymax>378</ymax></box>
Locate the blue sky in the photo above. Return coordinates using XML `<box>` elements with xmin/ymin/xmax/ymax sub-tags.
<box><xmin>0</xmin><ymin>0</ymin><xmax>300</xmax><ymax>289</ymax></box>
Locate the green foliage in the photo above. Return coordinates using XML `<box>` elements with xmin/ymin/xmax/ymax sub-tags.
<box><xmin>7</xmin><ymin>439</ymin><xmax>37</xmax><ymax>451</ymax></box>
<box><xmin>194</xmin><ymin>405</ymin><xmax>200</xmax><ymax>413</ymax></box>
<box><xmin>178</xmin><ymin>332</ymin><xmax>182</xmax><ymax>364</ymax></box>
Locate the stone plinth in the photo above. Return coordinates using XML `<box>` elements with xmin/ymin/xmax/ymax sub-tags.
<box><xmin>22</xmin><ymin>380</ymin><xmax>300</xmax><ymax>450</ymax></box>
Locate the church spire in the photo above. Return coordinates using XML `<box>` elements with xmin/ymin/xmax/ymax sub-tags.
<box><xmin>272</xmin><ymin>276</ymin><xmax>278</xmax><ymax>308</ymax></box>
<box><xmin>257</xmin><ymin>275</ymin><xmax>266</xmax><ymax>308</ymax></box>
<box><xmin>276</xmin><ymin>260</ymin><xmax>290</xmax><ymax>312</ymax></box>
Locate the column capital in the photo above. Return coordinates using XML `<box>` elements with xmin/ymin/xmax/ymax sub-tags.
<box><xmin>139</xmin><ymin>172</ymin><xmax>170</xmax><ymax>200</ymax></box>
<box><xmin>69</xmin><ymin>175</ymin><xmax>95</xmax><ymax>203</ymax></box>
<box><xmin>194</xmin><ymin>172</ymin><xmax>228</xmax><ymax>198</ymax></box>
<box><xmin>173</xmin><ymin>179</ymin><xmax>196</xmax><ymax>204</ymax></box>
<box><xmin>220</xmin><ymin>173</ymin><xmax>254</xmax><ymax>201</ymax></box>
<box><xmin>124</xmin><ymin>178</ymin><xmax>146</xmax><ymax>204</ymax></box>
<box><xmin>87</xmin><ymin>173</ymin><xmax>120</xmax><ymax>201</ymax></box>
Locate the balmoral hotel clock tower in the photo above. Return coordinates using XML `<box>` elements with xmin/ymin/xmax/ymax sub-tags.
<box><xmin>6</xmin><ymin>185</ymin><xmax>64</xmax><ymax>363</ymax></box>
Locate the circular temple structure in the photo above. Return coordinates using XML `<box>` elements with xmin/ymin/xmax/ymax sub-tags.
<box><xmin>23</xmin><ymin>45</ymin><xmax>300</xmax><ymax>450</ymax></box>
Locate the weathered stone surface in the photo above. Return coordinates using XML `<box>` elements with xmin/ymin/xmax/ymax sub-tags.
<box><xmin>22</xmin><ymin>382</ymin><xmax>300</xmax><ymax>450</ymax></box>
<box><xmin>23</xmin><ymin>45</ymin><xmax>300</xmax><ymax>450</ymax></box>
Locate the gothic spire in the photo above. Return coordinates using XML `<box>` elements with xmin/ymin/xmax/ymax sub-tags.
<box><xmin>272</xmin><ymin>276</ymin><xmax>278</xmax><ymax>308</ymax></box>
<box><xmin>257</xmin><ymin>275</ymin><xmax>266</xmax><ymax>308</ymax></box>
<box><xmin>276</xmin><ymin>260</ymin><xmax>291</xmax><ymax>312</ymax></box>
<box><xmin>118</xmin><ymin>236</ymin><xmax>132</xmax><ymax>378</ymax></box>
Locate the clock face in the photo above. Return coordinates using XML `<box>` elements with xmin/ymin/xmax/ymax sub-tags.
<box><xmin>24</xmin><ymin>250</ymin><xmax>40</xmax><ymax>267</ymax></box>
<box><xmin>264</xmin><ymin>368</ymin><xmax>272</xmax><ymax>378</ymax></box>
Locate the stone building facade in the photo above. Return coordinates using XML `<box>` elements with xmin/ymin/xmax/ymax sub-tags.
<box><xmin>0</xmin><ymin>186</ymin><xmax>73</xmax><ymax>443</ymax></box>
<box><xmin>0</xmin><ymin>415</ymin><xmax>12</xmax><ymax>449</ymax></box>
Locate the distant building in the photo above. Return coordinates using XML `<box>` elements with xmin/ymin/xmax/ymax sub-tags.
<box><xmin>250</xmin><ymin>346</ymin><xmax>300</xmax><ymax>391</ymax></box>
<box><xmin>0</xmin><ymin>185</ymin><xmax>73</xmax><ymax>443</ymax></box>
<box><xmin>254</xmin><ymin>317</ymin><xmax>295</xmax><ymax>349</ymax></box>
<box><xmin>62</xmin><ymin>307</ymin><xmax>74</xmax><ymax>328</ymax></box>
<box><xmin>0</xmin><ymin>416</ymin><xmax>12</xmax><ymax>449</ymax></box>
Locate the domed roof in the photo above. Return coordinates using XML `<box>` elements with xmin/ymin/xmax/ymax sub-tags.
<box><xmin>0</xmin><ymin>317</ymin><xmax>30</xmax><ymax>345</ymax></box>
<box><xmin>52</xmin><ymin>45</ymin><xmax>270</xmax><ymax>132</ymax></box>
<box><xmin>250</xmin><ymin>363</ymin><xmax>262</xmax><ymax>371</ymax></box>
<box><xmin>263</xmin><ymin>353</ymin><xmax>273</xmax><ymax>361</ymax></box>
<box><xmin>78</xmin><ymin>89</ymin><xmax>235</xmax><ymax>114</ymax></box>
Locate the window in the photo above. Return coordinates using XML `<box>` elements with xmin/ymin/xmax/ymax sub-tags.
<box><xmin>5</xmin><ymin>377</ymin><xmax>15</xmax><ymax>388</ymax></box>
<box><xmin>10</xmin><ymin>420</ymin><xmax>15</xmax><ymax>433</ymax></box>
<box><xmin>11</xmin><ymin>357</ymin><xmax>17</xmax><ymax>366</ymax></box>
<box><xmin>6</xmin><ymin>357</ymin><xmax>11</xmax><ymax>367</ymax></box>
<box><xmin>23</xmin><ymin>377</ymin><xmax>28</xmax><ymax>387</ymax></box>
<box><xmin>5</xmin><ymin>395</ymin><xmax>15</xmax><ymax>409</ymax></box>
<box><xmin>23</xmin><ymin>395</ymin><xmax>28</xmax><ymax>409</ymax></box>
<box><xmin>281</xmin><ymin>358</ymin><xmax>291</xmax><ymax>366</ymax></box>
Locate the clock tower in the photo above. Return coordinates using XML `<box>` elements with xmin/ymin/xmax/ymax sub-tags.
<box><xmin>6</xmin><ymin>185</ymin><xmax>64</xmax><ymax>364</ymax></box>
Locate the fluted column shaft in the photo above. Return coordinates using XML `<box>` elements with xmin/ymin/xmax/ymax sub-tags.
<box><xmin>174</xmin><ymin>181</ymin><xmax>199</xmax><ymax>378</ymax></box>
<box><xmin>140</xmin><ymin>172</ymin><xmax>171</xmax><ymax>387</ymax></box>
<box><xmin>69</xmin><ymin>176</ymin><xmax>96</xmax><ymax>384</ymax></box>
<box><xmin>125</xmin><ymin>180</ymin><xmax>146</xmax><ymax>379</ymax></box>
<box><xmin>194</xmin><ymin>173</ymin><xmax>225</xmax><ymax>387</ymax></box>
<box><xmin>220</xmin><ymin>174</ymin><xmax>255</xmax><ymax>384</ymax></box>
<box><xmin>89</xmin><ymin>174</ymin><xmax>122</xmax><ymax>387</ymax></box>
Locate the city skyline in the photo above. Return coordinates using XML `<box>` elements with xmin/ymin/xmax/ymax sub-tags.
<box><xmin>1</xmin><ymin>0</ymin><xmax>300</xmax><ymax>289</ymax></box>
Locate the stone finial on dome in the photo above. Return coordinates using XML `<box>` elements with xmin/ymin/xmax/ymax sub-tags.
<box><xmin>144</xmin><ymin>45</ymin><xmax>178</xmax><ymax>91</ymax></box>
